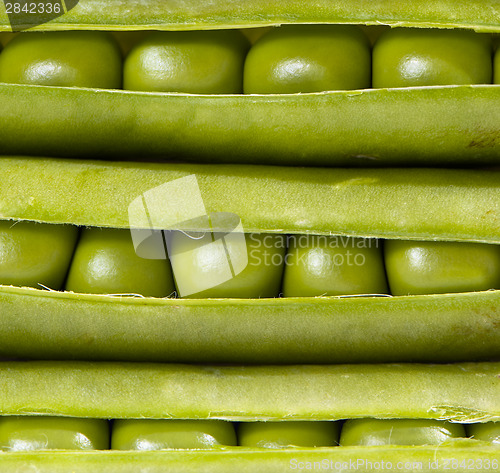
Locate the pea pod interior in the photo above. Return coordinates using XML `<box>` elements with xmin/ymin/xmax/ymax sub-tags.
<box><xmin>1</xmin><ymin>361</ymin><xmax>499</xmax><ymax>471</ymax></box>
<box><xmin>0</xmin><ymin>157</ymin><xmax>498</xmax><ymax>363</ymax></box>
<box><xmin>1</xmin><ymin>17</ymin><xmax>500</xmax><ymax>165</ymax></box>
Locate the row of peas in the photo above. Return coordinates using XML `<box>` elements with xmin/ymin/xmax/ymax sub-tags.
<box><xmin>0</xmin><ymin>416</ymin><xmax>498</xmax><ymax>451</ymax></box>
<box><xmin>0</xmin><ymin>26</ymin><xmax>499</xmax><ymax>93</ymax></box>
<box><xmin>1</xmin><ymin>220</ymin><xmax>499</xmax><ymax>299</ymax></box>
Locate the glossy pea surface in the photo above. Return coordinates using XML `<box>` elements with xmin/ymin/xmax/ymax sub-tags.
<box><xmin>373</xmin><ymin>28</ymin><xmax>492</xmax><ymax>87</ymax></box>
<box><xmin>244</xmin><ymin>25</ymin><xmax>371</xmax><ymax>94</ymax></box>
<box><xmin>282</xmin><ymin>236</ymin><xmax>388</xmax><ymax>297</ymax></box>
<box><xmin>167</xmin><ymin>232</ymin><xmax>286</xmax><ymax>298</ymax></box>
<box><xmin>467</xmin><ymin>423</ymin><xmax>500</xmax><ymax>444</ymax></box>
<box><xmin>112</xmin><ymin>420</ymin><xmax>236</xmax><ymax>450</ymax></box>
<box><xmin>65</xmin><ymin>228</ymin><xmax>175</xmax><ymax>297</ymax></box>
<box><xmin>124</xmin><ymin>30</ymin><xmax>250</xmax><ymax>93</ymax></box>
<box><xmin>0</xmin><ymin>31</ymin><xmax>122</xmax><ymax>88</ymax></box>
<box><xmin>0</xmin><ymin>416</ymin><xmax>109</xmax><ymax>451</ymax></box>
<box><xmin>0</xmin><ymin>220</ymin><xmax>77</xmax><ymax>290</ymax></box>
<box><xmin>238</xmin><ymin>421</ymin><xmax>340</xmax><ymax>448</ymax></box>
<box><xmin>384</xmin><ymin>240</ymin><xmax>500</xmax><ymax>296</ymax></box>
<box><xmin>340</xmin><ymin>419</ymin><xmax>465</xmax><ymax>446</ymax></box>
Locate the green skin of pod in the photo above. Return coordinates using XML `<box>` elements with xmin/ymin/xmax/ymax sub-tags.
<box><xmin>0</xmin><ymin>286</ymin><xmax>498</xmax><ymax>363</ymax></box>
<box><xmin>65</xmin><ymin>228</ymin><xmax>175</xmax><ymax>298</ymax></box>
<box><xmin>0</xmin><ymin>416</ymin><xmax>109</xmax><ymax>451</ymax></box>
<box><xmin>0</xmin><ymin>220</ymin><xmax>78</xmax><ymax>290</ymax></box>
<box><xmin>372</xmin><ymin>28</ymin><xmax>492</xmax><ymax>88</ymax></box>
<box><xmin>124</xmin><ymin>30</ymin><xmax>250</xmax><ymax>93</ymax></box>
<box><xmin>340</xmin><ymin>419</ymin><xmax>466</xmax><ymax>446</ymax></box>
<box><xmin>243</xmin><ymin>25</ymin><xmax>371</xmax><ymax>93</ymax></box>
<box><xmin>1</xmin><ymin>85</ymin><xmax>500</xmax><ymax>166</ymax></box>
<box><xmin>2</xmin><ymin>0</ymin><xmax>500</xmax><ymax>33</ymax></box>
<box><xmin>0</xmin><ymin>31</ymin><xmax>122</xmax><ymax>88</ymax></box>
<box><xmin>384</xmin><ymin>240</ymin><xmax>500</xmax><ymax>296</ymax></box>
<box><xmin>238</xmin><ymin>421</ymin><xmax>340</xmax><ymax>448</ymax></box>
<box><xmin>112</xmin><ymin>420</ymin><xmax>237</xmax><ymax>450</ymax></box>
<box><xmin>0</xmin><ymin>159</ymin><xmax>498</xmax><ymax>244</ymax></box>
<box><xmin>168</xmin><ymin>232</ymin><xmax>286</xmax><ymax>298</ymax></box>
<box><xmin>0</xmin><ymin>362</ymin><xmax>498</xmax><ymax>422</ymax></box>
<box><xmin>0</xmin><ymin>1</ymin><xmax>496</xmax><ymax>468</ymax></box>
<box><xmin>467</xmin><ymin>423</ymin><xmax>500</xmax><ymax>444</ymax></box>
<box><xmin>282</xmin><ymin>236</ymin><xmax>388</xmax><ymax>297</ymax></box>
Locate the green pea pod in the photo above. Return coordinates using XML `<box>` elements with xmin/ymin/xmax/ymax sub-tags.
<box><xmin>0</xmin><ymin>2</ymin><xmax>498</xmax><ymax>471</ymax></box>
<box><xmin>0</xmin><ymin>0</ymin><xmax>500</xmax><ymax>32</ymax></box>
<box><xmin>0</xmin><ymin>158</ymin><xmax>498</xmax><ymax>363</ymax></box>
<box><xmin>1</xmin><ymin>361</ymin><xmax>498</xmax><ymax>420</ymax></box>
<box><xmin>0</xmin><ymin>0</ymin><xmax>499</xmax><ymax>165</ymax></box>
<box><xmin>0</xmin><ymin>84</ymin><xmax>499</xmax><ymax>166</ymax></box>
<box><xmin>0</xmin><ymin>361</ymin><xmax>498</xmax><ymax>471</ymax></box>
<box><xmin>0</xmin><ymin>286</ymin><xmax>498</xmax><ymax>363</ymax></box>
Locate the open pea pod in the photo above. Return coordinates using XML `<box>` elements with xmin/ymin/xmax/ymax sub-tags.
<box><xmin>0</xmin><ymin>157</ymin><xmax>498</xmax><ymax>363</ymax></box>
<box><xmin>0</xmin><ymin>1</ymin><xmax>499</xmax><ymax>165</ymax></box>
<box><xmin>0</xmin><ymin>362</ymin><xmax>498</xmax><ymax>472</ymax></box>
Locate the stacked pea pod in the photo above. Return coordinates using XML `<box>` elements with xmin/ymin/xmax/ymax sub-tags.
<box><xmin>0</xmin><ymin>1</ymin><xmax>499</xmax><ymax>471</ymax></box>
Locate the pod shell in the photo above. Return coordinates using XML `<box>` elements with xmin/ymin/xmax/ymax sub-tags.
<box><xmin>1</xmin><ymin>0</ymin><xmax>500</xmax><ymax>32</ymax></box>
<box><xmin>1</xmin><ymin>84</ymin><xmax>500</xmax><ymax>166</ymax></box>
<box><xmin>0</xmin><ymin>362</ymin><xmax>498</xmax><ymax>421</ymax></box>
<box><xmin>0</xmin><ymin>158</ymin><xmax>498</xmax><ymax>243</ymax></box>
<box><xmin>0</xmin><ymin>286</ymin><xmax>498</xmax><ymax>364</ymax></box>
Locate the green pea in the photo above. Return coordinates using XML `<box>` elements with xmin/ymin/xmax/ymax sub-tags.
<box><xmin>282</xmin><ymin>236</ymin><xmax>388</xmax><ymax>297</ymax></box>
<box><xmin>243</xmin><ymin>25</ymin><xmax>371</xmax><ymax>94</ymax></box>
<box><xmin>373</xmin><ymin>28</ymin><xmax>492</xmax><ymax>88</ymax></box>
<box><xmin>65</xmin><ymin>228</ymin><xmax>175</xmax><ymax>297</ymax></box>
<box><xmin>167</xmin><ymin>231</ymin><xmax>286</xmax><ymax>298</ymax></box>
<box><xmin>467</xmin><ymin>423</ymin><xmax>500</xmax><ymax>444</ymax></box>
<box><xmin>340</xmin><ymin>419</ymin><xmax>466</xmax><ymax>446</ymax></box>
<box><xmin>0</xmin><ymin>31</ymin><xmax>122</xmax><ymax>88</ymax></box>
<box><xmin>111</xmin><ymin>420</ymin><xmax>236</xmax><ymax>450</ymax></box>
<box><xmin>238</xmin><ymin>421</ymin><xmax>340</xmax><ymax>448</ymax></box>
<box><xmin>384</xmin><ymin>240</ymin><xmax>500</xmax><ymax>296</ymax></box>
<box><xmin>0</xmin><ymin>220</ymin><xmax>78</xmax><ymax>290</ymax></box>
<box><xmin>123</xmin><ymin>30</ymin><xmax>250</xmax><ymax>93</ymax></box>
<box><xmin>0</xmin><ymin>416</ymin><xmax>109</xmax><ymax>451</ymax></box>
